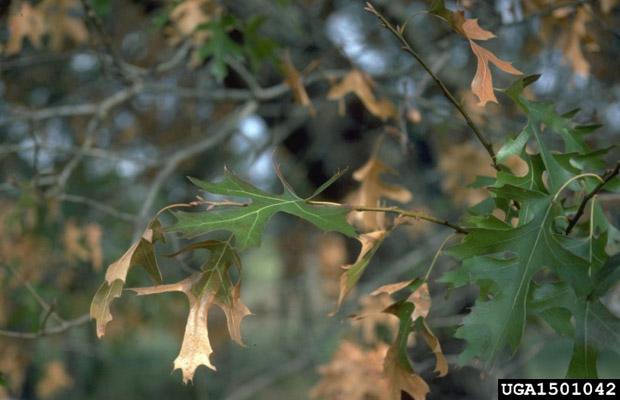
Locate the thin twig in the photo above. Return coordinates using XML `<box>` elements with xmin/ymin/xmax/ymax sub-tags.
<box><xmin>133</xmin><ymin>101</ymin><xmax>258</xmax><ymax>239</ymax></box>
<box><xmin>308</xmin><ymin>201</ymin><xmax>469</xmax><ymax>234</ymax></box>
<box><xmin>0</xmin><ymin>314</ymin><xmax>91</xmax><ymax>340</ymax></box>
<box><xmin>57</xmin><ymin>193</ymin><xmax>138</xmax><ymax>222</ymax></box>
<box><xmin>565</xmin><ymin>162</ymin><xmax>620</xmax><ymax>234</ymax></box>
<box><xmin>365</xmin><ymin>2</ymin><xmax>500</xmax><ymax>171</ymax></box>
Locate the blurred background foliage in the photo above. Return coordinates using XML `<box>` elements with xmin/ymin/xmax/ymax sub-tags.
<box><xmin>0</xmin><ymin>0</ymin><xmax>619</xmax><ymax>399</ymax></box>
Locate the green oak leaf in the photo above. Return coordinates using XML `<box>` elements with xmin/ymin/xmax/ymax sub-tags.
<box><xmin>169</xmin><ymin>168</ymin><xmax>356</xmax><ymax>250</ymax></box>
<box><xmin>445</xmin><ymin>186</ymin><xmax>592</xmax><ymax>366</ymax></box>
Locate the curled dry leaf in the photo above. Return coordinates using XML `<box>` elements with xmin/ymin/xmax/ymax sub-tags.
<box><xmin>282</xmin><ymin>53</ymin><xmax>315</xmax><ymax>115</ymax></box>
<box><xmin>90</xmin><ymin>220</ymin><xmax>164</xmax><ymax>338</ymax></box>
<box><xmin>431</xmin><ymin>4</ymin><xmax>522</xmax><ymax>106</ymax></box>
<box><xmin>131</xmin><ymin>240</ymin><xmax>251</xmax><ymax>384</ymax></box>
<box><xmin>334</xmin><ymin>230</ymin><xmax>388</xmax><ymax>312</ymax></box>
<box><xmin>348</xmin><ymin>156</ymin><xmax>412</xmax><ymax>231</ymax></box>
<box><xmin>469</xmin><ymin>41</ymin><xmax>523</xmax><ymax>107</ymax></box>
<box><xmin>420</xmin><ymin>319</ymin><xmax>448</xmax><ymax>377</ymax></box>
<box><xmin>327</xmin><ymin>70</ymin><xmax>397</xmax><ymax>120</ymax></box>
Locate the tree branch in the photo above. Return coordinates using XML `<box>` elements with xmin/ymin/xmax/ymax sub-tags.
<box><xmin>0</xmin><ymin>314</ymin><xmax>91</xmax><ymax>340</ymax></box>
<box><xmin>565</xmin><ymin>162</ymin><xmax>620</xmax><ymax>234</ymax></box>
<box><xmin>365</xmin><ymin>2</ymin><xmax>500</xmax><ymax>171</ymax></box>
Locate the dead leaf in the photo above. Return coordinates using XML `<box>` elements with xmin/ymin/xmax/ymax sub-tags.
<box><xmin>335</xmin><ymin>230</ymin><xmax>388</xmax><ymax>311</ymax></box>
<box><xmin>444</xmin><ymin>10</ymin><xmax>522</xmax><ymax>106</ymax></box>
<box><xmin>469</xmin><ymin>41</ymin><xmax>523</xmax><ymax>106</ymax></box>
<box><xmin>85</xmin><ymin>223</ymin><xmax>103</xmax><ymax>271</ymax></box>
<box><xmin>420</xmin><ymin>320</ymin><xmax>448</xmax><ymax>377</ymax></box>
<box><xmin>318</xmin><ymin>233</ymin><xmax>347</xmax><ymax>299</ymax></box>
<box><xmin>327</xmin><ymin>70</ymin><xmax>397</xmax><ymax>120</ymax></box>
<box><xmin>282</xmin><ymin>53</ymin><xmax>315</xmax><ymax>115</ymax></box>
<box><xmin>36</xmin><ymin>361</ymin><xmax>73</xmax><ymax>399</ymax></box>
<box><xmin>131</xmin><ymin>240</ymin><xmax>251</xmax><ymax>383</ymax></box>
<box><xmin>90</xmin><ymin>220</ymin><xmax>164</xmax><ymax>338</ymax></box>
<box><xmin>311</xmin><ymin>341</ymin><xmax>390</xmax><ymax>400</ymax></box>
<box><xmin>383</xmin><ymin>341</ymin><xmax>430</xmax><ymax>400</ymax></box>
<box><xmin>5</xmin><ymin>2</ymin><xmax>46</xmax><ymax>55</ymax></box>
<box><xmin>372</xmin><ymin>280</ymin><xmax>431</xmax><ymax>321</ymax></box>
<box><xmin>348</xmin><ymin>156</ymin><xmax>412</xmax><ymax>231</ymax></box>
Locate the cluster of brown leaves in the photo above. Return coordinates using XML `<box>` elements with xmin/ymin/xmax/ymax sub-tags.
<box><xmin>91</xmin><ymin>233</ymin><xmax>251</xmax><ymax>384</ymax></box>
<box><xmin>328</xmin><ymin>70</ymin><xmax>397</xmax><ymax>120</ymax></box>
<box><xmin>4</xmin><ymin>0</ymin><xmax>88</xmax><ymax>55</ymax></box>
<box><xmin>526</xmin><ymin>1</ymin><xmax>617</xmax><ymax>77</ymax></box>
<box><xmin>314</xmin><ymin>281</ymin><xmax>448</xmax><ymax>400</ymax></box>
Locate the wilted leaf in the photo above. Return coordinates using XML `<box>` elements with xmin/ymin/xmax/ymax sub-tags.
<box><xmin>420</xmin><ymin>319</ymin><xmax>448</xmax><ymax>377</ymax></box>
<box><xmin>171</xmin><ymin>168</ymin><xmax>356</xmax><ymax>250</ymax></box>
<box><xmin>469</xmin><ymin>41</ymin><xmax>522</xmax><ymax>106</ymax></box>
<box><xmin>430</xmin><ymin>2</ymin><xmax>522</xmax><ymax>106</ymax></box>
<box><xmin>282</xmin><ymin>53</ymin><xmax>315</xmax><ymax>115</ymax></box>
<box><xmin>131</xmin><ymin>239</ymin><xmax>251</xmax><ymax>383</ymax></box>
<box><xmin>90</xmin><ymin>220</ymin><xmax>165</xmax><ymax>338</ymax></box>
<box><xmin>335</xmin><ymin>230</ymin><xmax>388</xmax><ymax>311</ymax></box>
<box><xmin>348</xmin><ymin>156</ymin><xmax>412</xmax><ymax>231</ymax></box>
<box><xmin>168</xmin><ymin>0</ymin><xmax>219</xmax><ymax>44</ymax></box>
<box><xmin>383</xmin><ymin>300</ymin><xmax>430</xmax><ymax>400</ymax></box>
<box><xmin>327</xmin><ymin>70</ymin><xmax>397</xmax><ymax>120</ymax></box>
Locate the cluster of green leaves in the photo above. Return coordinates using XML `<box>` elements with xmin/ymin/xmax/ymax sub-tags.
<box><xmin>441</xmin><ymin>75</ymin><xmax>620</xmax><ymax>377</ymax></box>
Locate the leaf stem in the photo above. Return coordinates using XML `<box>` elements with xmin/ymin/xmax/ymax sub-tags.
<box><xmin>365</xmin><ymin>2</ymin><xmax>500</xmax><ymax>171</ymax></box>
<box><xmin>565</xmin><ymin>162</ymin><xmax>620</xmax><ymax>234</ymax></box>
<box><xmin>309</xmin><ymin>201</ymin><xmax>469</xmax><ymax>234</ymax></box>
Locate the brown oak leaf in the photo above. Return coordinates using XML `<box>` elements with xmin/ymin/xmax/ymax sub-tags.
<box><xmin>327</xmin><ymin>70</ymin><xmax>397</xmax><ymax>120</ymax></box>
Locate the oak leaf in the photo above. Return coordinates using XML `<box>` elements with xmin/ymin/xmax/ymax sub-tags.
<box><xmin>327</xmin><ymin>70</ymin><xmax>397</xmax><ymax>120</ymax></box>
<box><xmin>469</xmin><ymin>41</ymin><xmax>522</xmax><ymax>107</ymax></box>
<box><xmin>131</xmin><ymin>239</ymin><xmax>251</xmax><ymax>383</ymax></box>
<box><xmin>168</xmin><ymin>0</ymin><xmax>220</xmax><ymax>45</ymax></box>
<box><xmin>430</xmin><ymin>3</ymin><xmax>522</xmax><ymax>106</ymax></box>
<box><xmin>348</xmin><ymin>156</ymin><xmax>412</xmax><ymax>231</ymax></box>
<box><xmin>90</xmin><ymin>220</ymin><xmax>164</xmax><ymax>338</ymax></box>
<box><xmin>383</xmin><ymin>342</ymin><xmax>429</xmax><ymax>400</ymax></box>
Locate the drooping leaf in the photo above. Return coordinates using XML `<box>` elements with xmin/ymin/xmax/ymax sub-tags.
<box><xmin>5</xmin><ymin>2</ymin><xmax>46</xmax><ymax>55</ymax></box>
<box><xmin>429</xmin><ymin>0</ymin><xmax>522</xmax><ymax>106</ymax></box>
<box><xmin>335</xmin><ymin>230</ymin><xmax>388</xmax><ymax>311</ymax></box>
<box><xmin>327</xmin><ymin>70</ymin><xmax>397</xmax><ymax>120</ymax></box>
<box><xmin>131</xmin><ymin>239</ymin><xmax>251</xmax><ymax>383</ymax></box>
<box><xmin>90</xmin><ymin>220</ymin><xmax>165</xmax><ymax>338</ymax></box>
<box><xmin>170</xmin><ymin>168</ymin><xmax>356</xmax><ymax>250</ymax></box>
<box><xmin>469</xmin><ymin>41</ymin><xmax>522</xmax><ymax>106</ymax></box>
